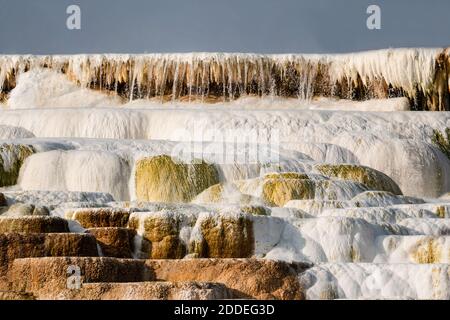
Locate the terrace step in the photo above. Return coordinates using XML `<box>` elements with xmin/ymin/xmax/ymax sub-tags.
<box><xmin>0</xmin><ymin>216</ymin><xmax>69</xmax><ymax>234</ymax></box>
<box><xmin>8</xmin><ymin>257</ymin><xmax>153</xmax><ymax>295</ymax></box>
<box><xmin>146</xmin><ymin>258</ymin><xmax>310</xmax><ymax>300</ymax></box>
<box><xmin>65</xmin><ymin>208</ymin><xmax>131</xmax><ymax>228</ymax></box>
<box><xmin>54</xmin><ymin>281</ymin><xmax>234</xmax><ymax>300</ymax></box>
<box><xmin>87</xmin><ymin>227</ymin><xmax>136</xmax><ymax>258</ymax></box>
<box><xmin>7</xmin><ymin>257</ymin><xmax>309</xmax><ymax>300</ymax></box>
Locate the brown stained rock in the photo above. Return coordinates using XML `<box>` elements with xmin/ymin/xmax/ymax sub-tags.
<box><xmin>0</xmin><ymin>291</ymin><xmax>35</xmax><ymax>300</ymax></box>
<box><xmin>60</xmin><ymin>281</ymin><xmax>234</xmax><ymax>300</ymax></box>
<box><xmin>128</xmin><ymin>212</ymin><xmax>190</xmax><ymax>259</ymax></box>
<box><xmin>129</xmin><ymin>211</ymin><xmax>256</xmax><ymax>259</ymax></box>
<box><xmin>42</xmin><ymin>233</ymin><xmax>99</xmax><ymax>257</ymax></box>
<box><xmin>8</xmin><ymin>257</ymin><xmax>154</xmax><ymax>297</ymax></box>
<box><xmin>1</xmin><ymin>51</ymin><xmax>448</xmax><ymax>110</ymax></box>
<box><xmin>87</xmin><ymin>227</ymin><xmax>136</xmax><ymax>258</ymax></box>
<box><xmin>146</xmin><ymin>259</ymin><xmax>310</xmax><ymax>300</ymax></box>
<box><xmin>0</xmin><ymin>233</ymin><xmax>99</xmax><ymax>289</ymax></box>
<box><xmin>0</xmin><ymin>193</ymin><xmax>7</xmax><ymax>207</ymax></box>
<box><xmin>149</xmin><ymin>235</ymin><xmax>186</xmax><ymax>259</ymax></box>
<box><xmin>7</xmin><ymin>258</ymin><xmax>309</xmax><ymax>300</ymax></box>
<box><xmin>0</xmin><ymin>216</ymin><xmax>69</xmax><ymax>233</ymax></box>
<box><xmin>192</xmin><ymin>214</ymin><xmax>254</xmax><ymax>258</ymax></box>
<box><xmin>129</xmin><ymin>211</ymin><xmax>255</xmax><ymax>259</ymax></box>
<box><xmin>65</xmin><ymin>208</ymin><xmax>130</xmax><ymax>228</ymax></box>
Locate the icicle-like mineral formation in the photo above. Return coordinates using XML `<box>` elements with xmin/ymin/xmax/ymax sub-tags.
<box><xmin>0</xmin><ymin>48</ymin><xmax>449</xmax><ymax>110</ymax></box>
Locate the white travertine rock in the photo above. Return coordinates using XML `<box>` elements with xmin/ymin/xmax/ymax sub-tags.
<box><xmin>299</xmin><ymin>263</ymin><xmax>450</xmax><ymax>300</ymax></box>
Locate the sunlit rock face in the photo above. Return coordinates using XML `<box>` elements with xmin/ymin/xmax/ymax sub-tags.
<box><xmin>7</xmin><ymin>257</ymin><xmax>307</xmax><ymax>300</ymax></box>
<box><xmin>1</xmin><ymin>48</ymin><xmax>450</xmax><ymax>300</ymax></box>
<box><xmin>8</xmin><ymin>257</ymin><xmax>153</xmax><ymax>297</ymax></box>
<box><xmin>145</xmin><ymin>259</ymin><xmax>309</xmax><ymax>300</ymax></box>
<box><xmin>0</xmin><ymin>232</ymin><xmax>99</xmax><ymax>289</ymax></box>
<box><xmin>260</xmin><ymin>177</ymin><xmax>367</xmax><ymax>207</ymax></box>
<box><xmin>190</xmin><ymin>212</ymin><xmax>254</xmax><ymax>258</ymax></box>
<box><xmin>128</xmin><ymin>210</ymin><xmax>192</xmax><ymax>259</ymax></box>
<box><xmin>134</xmin><ymin>155</ymin><xmax>219</xmax><ymax>203</ymax></box>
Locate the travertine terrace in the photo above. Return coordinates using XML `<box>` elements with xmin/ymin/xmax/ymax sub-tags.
<box><xmin>0</xmin><ymin>48</ymin><xmax>449</xmax><ymax>300</ymax></box>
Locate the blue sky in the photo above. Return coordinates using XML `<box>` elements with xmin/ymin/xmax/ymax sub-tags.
<box><xmin>1</xmin><ymin>0</ymin><xmax>449</xmax><ymax>54</ymax></box>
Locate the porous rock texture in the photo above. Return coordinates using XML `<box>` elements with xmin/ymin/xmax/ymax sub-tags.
<box><xmin>135</xmin><ymin>155</ymin><xmax>219</xmax><ymax>203</ymax></box>
<box><xmin>87</xmin><ymin>227</ymin><xmax>136</xmax><ymax>258</ymax></box>
<box><xmin>0</xmin><ymin>216</ymin><xmax>69</xmax><ymax>234</ymax></box>
<box><xmin>8</xmin><ymin>257</ymin><xmax>154</xmax><ymax>298</ymax></box>
<box><xmin>146</xmin><ymin>258</ymin><xmax>310</xmax><ymax>300</ymax></box>
<box><xmin>63</xmin><ymin>281</ymin><xmax>234</xmax><ymax>300</ymax></box>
